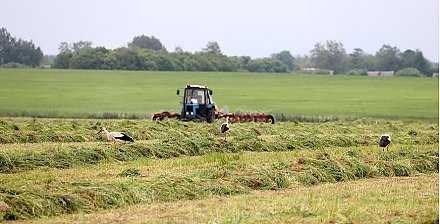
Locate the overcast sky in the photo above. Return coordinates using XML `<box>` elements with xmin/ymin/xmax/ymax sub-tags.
<box><xmin>2</xmin><ymin>0</ymin><xmax>439</xmax><ymax>61</ymax></box>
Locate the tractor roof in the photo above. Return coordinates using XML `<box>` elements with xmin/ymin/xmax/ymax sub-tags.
<box><xmin>186</xmin><ymin>85</ymin><xmax>209</xmax><ymax>89</ymax></box>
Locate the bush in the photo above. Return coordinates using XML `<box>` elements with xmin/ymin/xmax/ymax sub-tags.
<box><xmin>1</xmin><ymin>62</ymin><xmax>30</xmax><ymax>68</ymax></box>
<box><xmin>396</xmin><ymin>67</ymin><xmax>423</xmax><ymax>77</ymax></box>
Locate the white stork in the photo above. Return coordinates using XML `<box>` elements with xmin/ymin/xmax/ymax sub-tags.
<box><xmin>379</xmin><ymin>134</ymin><xmax>391</xmax><ymax>151</ymax></box>
<box><xmin>220</xmin><ymin>117</ymin><xmax>230</xmax><ymax>140</ymax></box>
<box><xmin>97</xmin><ymin>127</ymin><xmax>134</xmax><ymax>142</ymax></box>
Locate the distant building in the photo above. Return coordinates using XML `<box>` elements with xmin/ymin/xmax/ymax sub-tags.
<box><xmin>367</xmin><ymin>71</ymin><xmax>395</xmax><ymax>77</ymax></box>
<box><xmin>301</xmin><ymin>68</ymin><xmax>334</xmax><ymax>75</ymax></box>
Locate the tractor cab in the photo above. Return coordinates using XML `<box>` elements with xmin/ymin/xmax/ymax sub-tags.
<box><xmin>177</xmin><ymin>85</ymin><xmax>216</xmax><ymax>123</ymax></box>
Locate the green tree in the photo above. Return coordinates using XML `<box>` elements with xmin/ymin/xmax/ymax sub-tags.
<box><xmin>69</xmin><ymin>47</ymin><xmax>108</xmax><ymax>69</ymax></box>
<box><xmin>395</xmin><ymin>67</ymin><xmax>423</xmax><ymax>77</ymax></box>
<box><xmin>271</xmin><ymin>51</ymin><xmax>295</xmax><ymax>71</ymax></box>
<box><xmin>347</xmin><ymin>48</ymin><xmax>375</xmax><ymax>71</ymax></box>
<box><xmin>13</xmin><ymin>39</ymin><xmax>43</xmax><ymax>67</ymax></box>
<box><xmin>202</xmin><ymin>41</ymin><xmax>222</xmax><ymax>55</ymax></box>
<box><xmin>0</xmin><ymin>27</ymin><xmax>15</xmax><ymax>64</ymax></box>
<box><xmin>128</xmin><ymin>35</ymin><xmax>166</xmax><ymax>51</ymax></box>
<box><xmin>53</xmin><ymin>52</ymin><xmax>73</xmax><ymax>69</ymax></box>
<box><xmin>247</xmin><ymin>58</ymin><xmax>287</xmax><ymax>73</ymax></box>
<box><xmin>72</xmin><ymin>41</ymin><xmax>93</xmax><ymax>52</ymax></box>
<box><xmin>103</xmin><ymin>47</ymin><xmax>142</xmax><ymax>70</ymax></box>
<box><xmin>58</xmin><ymin>42</ymin><xmax>71</xmax><ymax>53</ymax></box>
<box><xmin>154</xmin><ymin>52</ymin><xmax>176</xmax><ymax>71</ymax></box>
<box><xmin>170</xmin><ymin>51</ymin><xmax>200</xmax><ymax>71</ymax></box>
<box><xmin>230</xmin><ymin>56</ymin><xmax>251</xmax><ymax>71</ymax></box>
<box><xmin>0</xmin><ymin>27</ymin><xmax>43</xmax><ymax>67</ymax></box>
<box><xmin>400</xmin><ymin>49</ymin><xmax>431</xmax><ymax>75</ymax></box>
<box><xmin>375</xmin><ymin>44</ymin><xmax>401</xmax><ymax>71</ymax></box>
<box><xmin>310</xmin><ymin>40</ymin><xmax>347</xmax><ymax>74</ymax></box>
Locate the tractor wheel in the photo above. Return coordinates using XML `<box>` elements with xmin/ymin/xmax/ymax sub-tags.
<box><xmin>267</xmin><ymin>114</ymin><xmax>275</xmax><ymax>124</ymax></box>
<box><xmin>206</xmin><ymin>109</ymin><xmax>215</xmax><ymax>123</ymax></box>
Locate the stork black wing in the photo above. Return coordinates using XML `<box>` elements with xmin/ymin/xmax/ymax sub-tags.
<box><xmin>115</xmin><ymin>133</ymin><xmax>135</xmax><ymax>142</ymax></box>
<box><xmin>379</xmin><ymin>136</ymin><xmax>390</xmax><ymax>147</ymax></box>
<box><xmin>221</xmin><ymin>123</ymin><xmax>229</xmax><ymax>133</ymax></box>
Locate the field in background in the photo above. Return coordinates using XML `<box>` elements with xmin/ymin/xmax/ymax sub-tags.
<box><xmin>0</xmin><ymin>69</ymin><xmax>438</xmax><ymax>120</ymax></box>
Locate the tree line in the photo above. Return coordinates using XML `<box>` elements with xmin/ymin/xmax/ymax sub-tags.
<box><xmin>52</xmin><ymin>39</ymin><xmax>291</xmax><ymax>73</ymax></box>
<box><xmin>0</xmin><ymin>27</ymin><xmax>437</xmax><ymax>76</ymax></box>
<box><xmin>0</xmin><ymin>28</ymin><xmax>43</xmax><ymax>67</ymax></box>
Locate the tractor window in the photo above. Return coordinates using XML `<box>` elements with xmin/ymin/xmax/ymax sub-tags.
<box><xmin>185</xmin><ymin>89</ymin><xmax>206</xmax><ymax>104</ymax></box>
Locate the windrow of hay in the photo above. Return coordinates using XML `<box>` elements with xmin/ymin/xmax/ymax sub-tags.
<box><xmin>0</xmin><ymin>118</ymin><xmax>438</xmax><ymax>145</ymax></box>
<box><xmin>0</xmin><ymin>139</ymin><xmax>438</xmax><ymax>174</ymax></box>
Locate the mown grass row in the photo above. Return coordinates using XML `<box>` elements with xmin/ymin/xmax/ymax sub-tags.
<box><xmin>31</xmin><ymin>174</ymin><xmax>438</xmax><ymax>224</ymax></box>
<box><xmin>0</xmin><ymin>133</ymin><xmax>438</xmax><ymax>174</ymax></box>
<box><xmin>0</xmin><ymin>118</ymin><xmax>438</xmax><ymax>173</ymax></box>
<box><xmin>0</xmin><ymin>146</ymin><xmax>438</xmax><ymax>221</ymax></box>
<box><xmin>1</xmin><ymin>118</ymin><xmax>438</xmax><ymax>144</ymax></box>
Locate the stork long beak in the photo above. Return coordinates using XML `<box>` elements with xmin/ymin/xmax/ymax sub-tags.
<box><xmin>97</xmin><ymin>128</ymin><xmax>103</xmax><ymax>134</ymax></box>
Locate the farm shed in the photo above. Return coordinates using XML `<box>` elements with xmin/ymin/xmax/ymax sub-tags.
<box><xmin>367</xmin><ymin>71</ymin><xmax>395</xmax><ymax>77</ymax></box>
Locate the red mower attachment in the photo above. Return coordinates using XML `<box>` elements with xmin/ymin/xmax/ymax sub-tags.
<box><xmin>152</xmin><ymin>85</ymin><xmax>275</xmax><ymax>124</ymax></box>
<box><xmin>216</xmin><ymin>112</ymin><xmax>275</xmax><ymax>124</ymax></box>
<box><xmin>152</xmin><ymin>112</ymin><xmax>179</xmax><ymax>121</ymax></box>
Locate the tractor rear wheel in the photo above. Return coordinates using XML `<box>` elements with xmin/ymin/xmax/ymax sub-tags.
<box><xmin>206</xmin><ymin>109</ymin><xmax>215</xmax><ymax>123</ymax></box>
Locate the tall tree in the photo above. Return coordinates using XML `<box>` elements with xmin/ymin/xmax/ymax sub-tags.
<box><xmin>400</xmin><ymin>49</ymin><xmax>431</xmax><ymax>75</ymax></box>
<box><xmin>375</xmin><ymin>44</ymin><xmax>401</xmax><ymax>71</ymax></box>
<box><xmin>14</xmin><ymin>39</ymin><xmax>43</xmax><ymax>67</ymax></box>
<box><xmin>201</xmin><ymin>41</ymin><xmax>222</xmax><ymax>55</ymax></box>
<box><xmin>310</xmin><ymin>40</ymin><xmax>347</xmax><ymax>74</ymax></box>
<box><xmin>128</xmin><ymin>35</ymin><xmax>166</xmax><ymax>51</ymax></box>
<box><xmin>0</xmin><ymin>27</ymin><xmax>15</xmax><ymax>64</ymax></box>
<box><xmin>72</xmin><ymin>41</ymin><xmax>92</xmax><ymax>52</ymax></box>
<box><xmin>347</xmin><ymin>48</ymin><xmax>374</xmax><ymax>70</ymax></box>
<box><xmin>272</xmin><ymin>51</ymin><xmax>295</xmax><ymax>71</ymax></box>
<box><xmin>0</xmin><ymin>27</ymin><xmax>43</xmax><ymax>67</ymax></box>
<box><xmin>58</xmin><ymin>42</ymin><xmax>71</xmax><ymax>53</ymax></box>
<box><xmin>69</xmin><ymin>47</ymin><xmax>108</xmax><ymax>69</ymax></box>
<box><xmin>52</xmin><ymin>52</ymin><xmax>72</xmax><ymax>69</ymax></box>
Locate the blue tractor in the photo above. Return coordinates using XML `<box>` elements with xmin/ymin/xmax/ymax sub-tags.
<box><xmin>177</xmin><ymin>85</ymin><xmax>216</xmax><ymax>123</ymax></box>
<box><xmin>152</xmin><ymin>85</ymin><xmax>275</xmax><ymax>124</ymax></box>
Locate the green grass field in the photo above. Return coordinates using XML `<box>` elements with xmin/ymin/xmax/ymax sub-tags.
<box><xmin>0</xmin><ymin>69</ymin><xmax>438</xmax><ymax>120</ymax></box>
